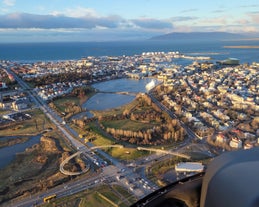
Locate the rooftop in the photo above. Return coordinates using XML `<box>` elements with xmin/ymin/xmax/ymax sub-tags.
<box><xmin>175</xmin><ymin>162</ymin><xmax>204</xmax><ymax>172</ymax></box>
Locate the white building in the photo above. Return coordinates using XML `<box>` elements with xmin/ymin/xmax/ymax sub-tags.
<box><xmin>12</xmin><ymin>99</ymin><xmax>28</xmax><ymax>111</ymax></box>
<box><xmin>175</xmin><ymin>162</ymin><xmax>204</xmax><ymax>173</ymax></box>
<box><xmin>216</xmin><ymin>134</ymin><xmax>227</xmax><ymax>143</ymax></box>
<box><xmin>229</xmin><ymin>138</ymin><xmax>242</xmax><ymax>149</ymax></box>
<box><xmin>0</xmin><ymin>82</ymin><xmax>7</xmax><ymax>89</ymax></box>
<box><xmin>244</xmin><ymin>143</ymin><xmax>253</xmax><ymax>150</ymax></box>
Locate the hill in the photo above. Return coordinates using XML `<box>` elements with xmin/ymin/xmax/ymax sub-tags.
<box><xmin>150</xmin><ymin>32</ymin><xmax>246</xmax><ymax>41</ymax></box>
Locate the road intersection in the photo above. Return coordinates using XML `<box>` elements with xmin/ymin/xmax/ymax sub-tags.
<box><xmin>6</xmin><ymin>67</ymin><xmax>197</xmax><ymax>207</ymax></box>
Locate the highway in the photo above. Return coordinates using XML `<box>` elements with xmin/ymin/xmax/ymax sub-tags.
<box><xmin>7</xmin><ymin>166</ymin><xmax>115</xmax><ymax>207</ymax></box>
<box><xmin>5</xmin><ymin>67</ymin><xmax>159</xmax><ymax>206</ymax></box>
<box><xmin>5</xmin><ymin>65</ymin><xmax>201</xmax><ymax>207</ymax></box>
<box><xmin>7</xmin><ymin>163</ymin><xmax>156</xmax><ymax>207</ymax></box>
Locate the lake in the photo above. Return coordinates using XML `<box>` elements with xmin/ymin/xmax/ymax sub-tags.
<box><xmin>0</xmin><ymin>135</ymin><xmax>41</xmax><ymax>169</ymax></box>
<box><xmin>83</xmin><ymin>78</ymin><xmax>155</xmax><ymax>110</ymax></box>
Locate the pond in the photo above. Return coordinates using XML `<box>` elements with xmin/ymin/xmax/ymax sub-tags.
<box><xmin>0</xmin><ymin>135</ymin><xmax>41</xmax><ymax>169</ymax></box>
<box><xmin>83</xmin><ymin>78</ymin><xmax>157</xmax><ymax>110</ymax></box>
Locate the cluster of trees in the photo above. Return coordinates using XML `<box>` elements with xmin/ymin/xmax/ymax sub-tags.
<box><xmin>98</xmin><ymin>114</ymin><xmax>126</xmax><ymax>122</ymax></box>
<box><xmin>70</xmin><ymin>86</ymin><xmax>94</xmax><ymax>99</ymax></box>
<box><xmin>207</xmin><ymin>135</ymin><xmax>231</xmax><ymax>151</ymax></box>
<box><xmin>24</xmin><ymin>72</ymin><xmax>91</xmax><ymax>86</ymax></box>
<box><xmin>49</xmin><ymin>101</ymin><xmax>81</xmax><ymax>119</ymax></box>
<box><xmin>129</xmin><ymin>109</ymin><xmax>163</xmax><ymax>123</ymax></box>
<box><xmin>72</xmin><ymin>92</ymin><xmax>187</xmax><ymax>145</ymax></box>
<box><xmin>102</xmin><ymin>93</ymin><xmax>186</xmax><ymax>145</ymax></box>
<box><xmin>64</xmin><ymin>103</ymin><xmax>82</xmax><ymax>114</ymax></box>
<box><xmin>72</xmin><ymin>117</ymin><xmax>97</xmax><ymax>128</ymax></box>
<box><xmin>106</xmin><ymin>119</ymin><xmax>186</xmax><ymax>145</ymax></box>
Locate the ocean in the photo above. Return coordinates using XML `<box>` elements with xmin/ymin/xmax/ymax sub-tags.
<box><xmin>0</xmin><ymin>39</ymin><xmax>258</xmax><ymax>63</ymax></box>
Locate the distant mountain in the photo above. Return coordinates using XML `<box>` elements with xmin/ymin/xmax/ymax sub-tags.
<box><xmin>150</xmin><ymin>32</ymin><xmax>247</xmax><ymax>40</ymax></box>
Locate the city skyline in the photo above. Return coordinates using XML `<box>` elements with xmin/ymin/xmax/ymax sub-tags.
<box><xmin>0</xmin><ymin>0</ymin><xmax>259</xmax><ymax>42</ymax></box>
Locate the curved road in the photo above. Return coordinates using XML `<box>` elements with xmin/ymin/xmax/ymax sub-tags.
<box><xmin>60</xmin><ymin>145</ymin><xmax>124</xmax><ymax>175</ymax></box>
<box><xmin>5</xmin><ymin>66</ymin><xmax>199</xmax><ymax>207</ymax></box>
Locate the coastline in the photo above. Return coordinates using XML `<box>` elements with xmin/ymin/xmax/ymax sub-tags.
<box><xmin>1</xmin><ymin>40</ymin><xmax>259</xmax><ymax>63</ymax></box>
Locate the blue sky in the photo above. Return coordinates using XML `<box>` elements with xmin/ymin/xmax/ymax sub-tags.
<box><xmin>0</xmin><ymin>0</ymin><xmax>259</xmax><ymax>42</ymax></box>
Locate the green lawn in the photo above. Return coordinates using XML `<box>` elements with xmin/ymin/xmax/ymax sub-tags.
<box><xmin>52</xmin><ymin>96</ymin><xmax>81</xmax><ymax>113</ymax></box>
<box><xmin>79</xmin><ymin>193</ymin><xmax>114</xmax><ymax>207</ymax></box>
<box><xmin>109</xmin><ymin>147</ymin><xmax>149</xmax><ymax>161</ymax></box>
<box><xmin>102</xmin><ymin>119</ymin><xmax>157</xmax><ymax>131</ymax></box>
<box><xmin>0</xmin><ymin>109</ymin><xmax>53</xmax><ymax>136</ymax></box>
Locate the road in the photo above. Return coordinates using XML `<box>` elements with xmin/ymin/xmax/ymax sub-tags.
<box><xmin>148</xmin><ymin>92</ymin><xmax>201</xmax><ymax>141</ymax></box>
<box><xmin>6</xmin><ymin>67</ymin><xmax>85</xmax><ymax>149</ymax></box>
<box><xmin>5</xmin><ymin>67</ymin><xmax>158</xmax><ymax>206</ymax></box>
<box><xmin>5</xmin><ymin>65</ymin><xmax>204</xmax><ymax>207</ymax></box>
<box><xmin>7</xmin><ymin>166</ymin><xmax>113</xmax><ymax>207</ymax></box>
<box><xmin>7</xmin><ymin>162</ymin><xmax>156</xmax><ymax>207</ymax></box>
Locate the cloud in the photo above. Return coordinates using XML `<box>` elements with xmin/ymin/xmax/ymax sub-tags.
<box><xmin>131</xmin><ymin>18</ymin><xmax>173</xmax><ymax>29</ymax></box>
<box><xmin>0</xmin><ymin>27</ymin><xmax>160</xmax><ymax>42</ymax></box>
<box><xmin>235</xmin><ymin>19</ymin><xmax>250</xmax><ymax>25</ymax></box>
<box><xmin>200</xmin><ymin>16</ymin><xmax>229</xmax><ymax>25</ymax></box>
<box><xmin>240</xmin><ymin>4</ymin><xmax>259</xmax><ymax>8</ymax></box>
<box><xmin>181</xmin><ymin>9</ymin><xmax>198</xmax><ymax>13</ymax></box>
<box><xmin>0</xmin><ymin>12</ymin><xmax>174</xmax><ymax>32</ymax></box>
<box><xmin>170</xmin><ymin>16</ymin><xmax>198</xmax><ymax>22</ymax></box>
<box><xmin>0</xmin><ymin>12</ymin><xmax>123</xmax><ymax>29</ymax></box>
<box><xmin>52</xmin><ymin>7</ymin><xmax>99</xmax><ymax>18</ymax></box>
<box><xmin>3</xmin><ymin>0</ymin><xmax>15</xmax><ymax>7</ymax></box>
<box><xmin>183</xmin><ymin>24</ymin><xmax>259</xmax><ymax>33</ymax></box>
<box><xmin>212</xmin><ymin>10</ymin><xmax>225</xmax><ymax>13</ymax></box>
<box><xmin>249</xmin><ymin>13</ymin><xmax>259</xmax><ymax>24</ymax></box>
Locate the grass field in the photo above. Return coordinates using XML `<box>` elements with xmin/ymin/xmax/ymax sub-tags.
<box><xmin>109</xmin><ymin>147</ymin><xmax>149</xmax><ymax>161</ymax></box>
<box><xmin>52</xmin><ymin>96</ymin><xmax>81</xmax><ymax>113</ymax></box>
<box><xmin>70</xmin><ymin>122</ymin><xmax>148</xmax><ymax>161</ymax></box>
<box><xmin>51</xmin><ymin>87</ymin><xmax>96</xmax><ymax>114</ymax></box>
<box><xmin>102</xmin><ymin>119</ymin><xmax>158</xmax><ymax>131</ymax></box>
<box><xmin>0</xmin><ymin>109</ymin><xmax>53</xmax><ymax>136</ymax></box>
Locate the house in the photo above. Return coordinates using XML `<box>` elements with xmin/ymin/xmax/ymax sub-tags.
<box><xmin>0</xmin><ymin>82</ymin><xmax>7</xmax><ymax>89</ymax></box>
<box><xmin>216</xmin><ymin>133</ymin><xmax>227</xmax><ymax>143</ymax></box>
<box><xmin>0</xmin><ymin>97</ymin><xmax>13</xmax><ymax>109</ymax></box>
<box><xmin>244</xmin><ymin>143</ymin><xmax>253</xmax><ymax>150</ymax></box>
<box><xmin>229</xmin><ymin>138</ymin><xmax>242</xmax><ymax>149</ymax></box>
<box><xmin>12</xmin><ymin>99</ymin><xmax>29</xmax><ymax>111</ymax></box>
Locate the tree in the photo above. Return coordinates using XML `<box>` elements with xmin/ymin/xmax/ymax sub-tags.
<box><xmin>174</xmin><ymin>131</ymin><xmax>180</xmax><ymax>141</ymax></box>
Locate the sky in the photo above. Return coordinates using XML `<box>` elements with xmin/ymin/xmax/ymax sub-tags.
<box><xmin>0</xmin><ymin>0</ymin><xmax>259</xmax><ymax>42</ymax></box>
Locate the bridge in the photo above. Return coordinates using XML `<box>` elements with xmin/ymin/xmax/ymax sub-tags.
<box><xmin>99</xmin><ymin>91</ymin><xmax>138</xmax><ymax>96</ymax></box>
<box><xmin>60</xmin><ymin>145</ymin><xmax>124</xmax><ymax>175</ymax></box>
<box><xmin>60</xmin><ymin>144</ymin><xmax>190</xmax><ymax>175</ymax></box>
<box><xmin>137</xmin><ymin>147</ymin><xmax>190</xmax><ymax>159</ymax></box>
<box><xmin>60</xmin><ymin>151</ymin><xmax>91</xmax><ymax>176</ymax></box>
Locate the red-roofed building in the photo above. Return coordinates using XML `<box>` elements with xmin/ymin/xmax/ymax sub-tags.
<box><xmin>216</xmin><ymin>133</ymin><xmax>227</xmax><ymax>143</ymax></box>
